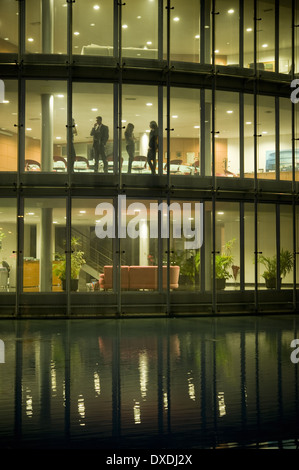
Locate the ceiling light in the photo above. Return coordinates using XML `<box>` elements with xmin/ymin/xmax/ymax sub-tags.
<box><xmin>146</xmin><ymin>102</ymin><xmax>153</xmax><ymax>106</ymax></box>
<box><xmin>173</xmin><ymin>17</ymin><xmax>180</xmax><ymax>22</ymax></box>
<box><xmin>4</xmin><ymin>38</ymin><xmax>9</xmax><ymax>41</ymax></box>
<box><xmin>246</xmin><ymin>28</ymin><xmax>253</xmax><ymax>32</ymax></box>
<box><xmin>79</xmin><ymin>210</ymin><xmax>86</xmax><ymax>214</ymax></box>
<box><xmin>226</xmin><ymin>110</ymin><xmax>233</xmax><ymax>114</ymax></box>
<box><xmin>90</xmin><ymin>23</ymin><xmax>95</xmax><ymax>26</ymax></box>
<box><xmin>217</xmin><ymin>211</ymin><xmax>224</xmax><ymax>215</ymax></box>
<box><xmin>172</xmin><ymin>115</ymin><xmax>178</xmax><ymax>118</ymax></box>
<box><xmin>74</xmin><ymin>31</ymin><xmax>80</xmax><ymax>36</ymax></box>
<box><xmin>26</xmin><ymin>128</ymin><xmax>32</xmax><ymax>131</ymax></box>
<box><xmin>122</xmin><ymin>24</ymin><xmax>128</xmax><ymax>29</ymax></box>
<box><xmin>262</xmin><ymin>131</ymin><xmax>268</xmax><ymax>134</ymax></box>
<box><xmin>57</xmin><ymin>94</ymin><xmax>64</xmax><ymax>98</ymax></box>
<box><xmin>214</xmin><ymin>49</ymin><xmax>219</xmax><ymax>53</ymax></box>
<box><xmin>246</xmin><ymin>121</ymin><xmax>252</xmax><ymax>125</ymax></box>
<box><xmin>2</xmin><ymin>100</ymin><xmax>9</xmax><ymax>104</ymax></box>
<box><xmin>137</xmin><ymin>16</ymin><xmax>141</xmax><ymax>19</ymax></box>
<box><xmin>147</xmin><ymin>41</ymin><xmax>152</xmax><ymax>45</ymax></box>
<box><xmin>262</xmin><ymin>44</ymin><xmax>268</xmax><ymax>48</ymax></box>
<box><xmin>27</xmin><ymin>38</ymin><xmax>34</xmax><ymax>42</ymax></box>
<box><xmin>194</xmin><ymin>125</ymin><xmax>200</xmax><ymax>129</ymax></box>
<box><xmin>56</xmin><ymin>136</ymin><xmax>61</xmax><ymax>140</ymax></box>
<box><xmin>53</xmin><ymin>221</ymin><xmax>58</xmax><ymax>224</ymax></box>
<box><xmin>195</xmin><ymin>35</ymin><xmax>200</xmax><ymax>39</ymax></box>
<box><xmin>93</xmin><ymin>4</ymin><xmax>100</xmax><ymax>10</ymax></box>
<box><xmin>228</xmin><ymin>9</ymin><xmax>234</xmax><ymax>14</ymax></box>
<box><xmin>91</xmin><ymin>108</ymin><xmax>98</xmax><ymax>111</ymax></box>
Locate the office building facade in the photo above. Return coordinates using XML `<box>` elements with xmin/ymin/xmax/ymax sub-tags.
<box><xmin>0</xmin><ymin>0</ymin><xmax>298</xmax><ymax>316</ymax></box>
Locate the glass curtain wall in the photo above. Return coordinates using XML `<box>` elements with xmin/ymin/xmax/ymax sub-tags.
<box><xmin>257</xmin><ymin>94</ymin><xmax>276</xmax><ymax>179</ymax></box>
<box><xmin>280</xmin><ymin>205</ymin><xmax>293</xmax><ymax>290</ymax></box>
<box><xmin>257</xmin><ymin>0</ymin><xmax>276</xmax><ymax>72</ymax></box>
<box><xmin>244</xmin><ymin>93</ymin><xmax>254</xmax><ymax>178</ymax></box>
<box><xmin>279</xmin><ymin>0</ymin><xmax>292</xmax><ymax>74</ymax></box>
<box><xmin>215</xmin><ymin>0</ymin><xmax>240</xmax><ymax>67</ymax></box>
<box><xmin>0</xmin><ymin>80</ymin><xmax>18</xmax><ymax>172</ymax></box>
<box><xmin>257</xmin><ymin>203</ymin><xmax>276</xmax><ymax>290</ymax></box>
<box><xmin>279</xmin><ymin>97</ymin><xmax>292</xmax><ymax>181</ymax></box>
<box><xmin>0</xmin><ymin>199</ymin><xmax>17</xmax><ymax>294</ymax></box>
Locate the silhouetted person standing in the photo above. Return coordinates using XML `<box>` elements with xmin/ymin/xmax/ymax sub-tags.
<box><xmin>90</xmin><ymin>116</ymin><xmax>109</xmax><ymax>172</ymax></box>
<box><xmin>125</xmin><ymin>123</ymin><xmax>135</xmax><ymax>173</ymax></box>
<box><xmin>147</xmin><ymin>120</ymin><xmax>158</xmax><ymax>174</ymax></box>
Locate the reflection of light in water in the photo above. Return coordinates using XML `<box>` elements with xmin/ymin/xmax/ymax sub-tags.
<box><xmin>139</xmin><ymin>350</ymin><xmax>148</xmax><ymax>399</ymax></box>
<box><xmin>163</xmin><ymin>392</ymin><xmax>168</xmax><ymax>411</ymax></box>
<box><xmin>187</xmin><ymin>371</ymin><xmax>196</xmax><ymax>401</ymax></box>
<box><xmin>63</xmin><ymin>381</ymin><xmax>65</xmax><ymax>407</ymax></box>
<box><xmin>51</xmin><ymin>360</ymin><xmax>57</xmax><ymax>395</ymax></box>
<box><xmin>94</xmin><ymin>371</ymin><xmax>101</xmax><ymax>396</ymax></box>
<box><xmin>25</xmin><ymin>388</ymin><xmax>33</xmax><ymax>418</ymax></box>
<box><xmin>78</xmin><ymin>394</ymin><xmax>86</xmax><ymax>426</ymax></box>
<box><xmin>133</xmin><ymin>400</ymin><xmax>141</xmax><ymax>424</ymax></box>
<box><xmin>218</xmin><ymin>391</ymin><xmax>226</xmax><ymax>417</ymax></box>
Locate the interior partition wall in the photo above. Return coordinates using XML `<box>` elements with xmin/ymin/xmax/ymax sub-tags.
<box><xmin>0</xmin><ymin>0</ymin><xmax>298</xmax><ymax>317</ymax></box>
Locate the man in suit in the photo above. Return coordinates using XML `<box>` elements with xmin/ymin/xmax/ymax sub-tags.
<box><xmin>90</xmin><ymin>116</ymin><xmax>109</xmax><ymax>172</ymax></box>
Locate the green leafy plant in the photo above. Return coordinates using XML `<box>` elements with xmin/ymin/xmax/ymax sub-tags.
<box><xmin>167</xmin><ymin>250</ymin><xmax>200</xmax><ymax>283</ymax></box>
<box><xmin>215</xmin><ymin>238</ymin><xmax>235</xmax><ymax>280</ymax></box>
<box><xmin>54</xmin><ymin>236</ymin><xmax>86</xmax><ymax>281</ymax></box>
<box><xmin>258</xmin><ymin>248</ymin><xmax>293</xmax><ymax>285</ymax></box>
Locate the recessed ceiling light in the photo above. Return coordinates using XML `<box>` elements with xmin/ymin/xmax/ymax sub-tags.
<box><xmin>4</xmin><ymin>38</ymin><xmax>9</xmax><ymax>41</ymax></box>
<box><xmin>91</xmin><ymin>108</ymin><xmax>98</xmax><ymax>111</ymax></box>
<box><xmin>172</xmin><ymin>115</ymin><xmax>178</xmax><ymax>118</ymax></box>
<box><xmin>194</xmin><ymin>125</ymin><xmax>200</xmax><ymax>129</ymax></box>
<box><xmin>228</xmin><ymin>9</ymin><xmax>234</xmax><ymax>14</ymax></box>
<box><xmin>262</xmin><ymin>131</ymin><xmax>268</xmax><ymax>134</ymax></box>
<box><xmin>74</xmin><ymin>31</ymin><xmax>80</xmax><ymax>36</ymax></box>
<box><xmin>146</xmin><ymin>102</ymin><xmax>153</xmax><ymax>106</ymax></box>
<box><xmin>214</xmin><ymin>49</ymin><xmax>219</xmax><ymax>53</ymax></box>
<box><xmin>56</xmin><ymin>136</ymin><xmax>61</xmax><ymax>140</ymax></box>
<box><xmin>122</xmin><ymin>24</ymin><xmax>128</xmax><ymax>29</ymax></box>
<box><xmin>93</xmin><ymin>5</ymin><xmax>100</xmax><ymax>10</ymax></box>
<box><xmin>27</xmin><ymin>38</ymin><xmax>34</xmax><ymax>42</ymax></box>
<box><xmin>262</xmin><ymin>44</ymin><xmax>268</xmax><ymax>48</ymax></box>
<box><xmin>226</xmin><ymin>110</ymin><xmax>233</xmax><ymax>114</ymax></box>
<box><xmin>90</xmin><ymin>23</ymin><xmax>95</xmax><ymax>26</ymax></box>
<box><xmin>195</xmin><ymin>35</ymin><xmax>200</xmax><ymax>39</ymax></box>
<box><xmin>173</xmin><ymin>17</ymin><xmax>180</xmax><ymax>22</ymax></box>
<box><xmin>217</xmin><ymin>211</ymin><xmax>224</xmax><ymax>215</ymax></box>
<box><xmin>122</xmin><ymin>120</ymin><xmax>127</xmax><ymax>123</ymax></box>
<box><xmin>79</xmin><ymin>210</ymin><xmax>86</xmax><ymax>214</ymax></box>
<box><xmin>147</xmin><ymin>41</ymin><xmax>152</xmax><ymax>45</ymax></box>
<box><xmin>57</xmin><ymin>94</ymin><xmax>64</xmax><ymax>98</ymax></box>
<box><xmin>53</xmin><ymin>221</ymin><xmax>58</xmax><ymax>224</ymax></box>
<box><xmin>137</xmin><ymin>16</ymin><xmax>141</xmax><ymax>19</ymax></box>
<box><xmin>246</xmin><ymin>121</ymin><xmax>252</xmax><ymax>125</ymax></box>
<box><xmin>246</xmin><ymin>28</ymin><xmax>253</xmax><ymax>32</ymax></box>
<box><xmin>2</xmin><ymin>100</ymin><xmax>9</xmax><ymax>104</ymax></box>
<box><xmin>26</xmin><ymin>128</ymin><xmax>32</xmax><ymax>131</ymax></box>
<box><xmin>27</xmin><ymin>212</ymin><xmax>35</xmax><ymax>216</ymax></box>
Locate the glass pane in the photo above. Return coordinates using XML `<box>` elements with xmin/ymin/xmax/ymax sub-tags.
<box><xmin>25</xmin><ymin>80</ymin><xmax>67</xmax><ymax>173</ymax></box>
<box><xmin>0</xmin><ymin>79</ymin><xmax>18</xmax><ymax>171</ymax></box>
<box><xmin>0</xmin><ymin>199</ymin><xmax>17</xmax><ymax>293</ymax></box>
<box><xmin>72</xmin><ymin>198</ymin><xmax>113</xmax><ymax>293</ymax></box>
<box><xmin>296</xmin><ymin>2</ymin><xmax>299</xmax><ymax>74</ymax></box>
<box><xmin>257</xmin><ymin>204</ymin><xmax>276</xmax><ymax>290</ymax></box>
<box><xmin>244</xmin><ymin>0</ymin><xmax>254</xmax><ymax>69</ymax></box>
<box><xmin>279</xmin><ymin>0</ymin><xmax>292</xmax><ymax>74</ymax></box>
<box><xmin>204</xmin><ymin>89</ymin><xmax>212</xmax><ymax>176</ymax></box>
<box><xmin>23</xmin><ymin>198</ymin><xmax>66</xmax><ymax>292</ymax></box>
<box><xmin>295</xmin><ymin>99</ymin><xmax>299</xmax><ymax>182</ymax></box>
<box><xmin>25</xmin><ymin>0</ymin><xmax>67</xmax><ymax>54</ymax></box>
<box><xmin>167</xmin><ymin>0</ymin><xmax>201</xmax><ymax>63</ymax></box>
<box><xmin>279</xmin><ymin>97</ymin><xmax>292</xmax><ymax>181</ymax></box>
<box><xmin>257</xmin><ymin>0</ymin><xmax>275</xmax><ymax>72</ymax></box>
<box><xmin>73</xmin><ymin>82</ymin><xmax>114</xmax><ymax>173</ymax></box>
<box><xmin>122</xmin><ymin>0</ymin><xmax>158</xmax><ymax>60</ymax></box>
<box><xmin>215</xmin><ymin>202</ymin><xmax>240</xmax><ymax>291</ymax></box>
<box><xmin>244</xmin><ymin>203</ymin><xmax>255</xmax><ymax>290</ymax></box>
<box><xmin>244</xmin><ymin>93</ymin><xmax>254</xmax><ymax>178</ymax></box>
<box><xmin>73</xmin><ymin>0</ymin><xmax>113</xmax><ymax>57</ymax></box>
<box><xmin>280</xmin><ymin>205</ymin><xmax>293</xmax><ymax>290</ymax></box>
<box><xmin>215</xmin><ymin>0</ymin><xmax>239</xmax><ymax>67</ymax></box>
<box><xmin>120</xmin><ymin>198</ymin><xmax>159</xmax><ymax>291</ymax></box>
<box><xmin>121</xmin><ymin>84</ymin><xmax>158</xmax><ymax>175</ymax></box>
<box><xmin>215</xmin><ymin>90</ymin><xmax>240</xmax><ymax>177</ymax></box>
<box><xmin>169</xmin><ymin>87</ymin><xmax>200</xmax><ymax>177</ymax></box>
<box><xmin>0</xmin><ymin>0</ymin><xmax>18</xmax><ymax>53</ymax></box>
<box><xmin>257</xmin><ymin>94</ymin><xmax>275</xmax><ymax>179</ymax></box>
<box><xmin>168</xmin><ymin>200</ymin><xmax>202</xmax><ymax>291</ymax></box>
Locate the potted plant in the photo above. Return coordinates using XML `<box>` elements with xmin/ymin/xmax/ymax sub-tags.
<box><xmin>166</xmin><ymin>250</ymin><xmax>200</xmax><ymax>287</ymax></box>
<box><xmin>258</xmin><ymin>248</ymin><xmax>293</xmax><ymax>289</ymax></box>
<box><xmin>214</xmin><ymin>238</ymin><xmax>235</xmax><ymax>290</ymax></box>
<box><xmin>54</xmin><ymin>236</ymin><xmax>86</xmax><ymax>291</ymax></box>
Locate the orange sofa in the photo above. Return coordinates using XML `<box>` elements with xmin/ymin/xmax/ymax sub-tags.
<box><xmin>99</xmin><ymin>265</ymin><xmax>180</xmax><ymax>290</ymax></box>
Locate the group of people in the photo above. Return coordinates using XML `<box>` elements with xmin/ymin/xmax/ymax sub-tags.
<box><xmin>73</xmin><ymin>116</ymin><xmax>159</xmax><ymax>174</ymax></box>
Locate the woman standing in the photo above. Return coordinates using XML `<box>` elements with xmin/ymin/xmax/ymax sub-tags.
<box><xmin>125</xmin><ymin>123</ymin><xmax>135</xmax><ymax>173</ymax></box>
<box><xmin>147</xmin><ymin>121</ymin><xmax>158</xmax><ymax>174</ymax></box>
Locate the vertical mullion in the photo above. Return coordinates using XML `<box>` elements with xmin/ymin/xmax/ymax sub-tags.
<box><xmin>240</xmin><ymin>92</ymin><xmax>244</xmax><ymax>178</ymax></box>
<box><xmin>275</xmin><ymin>0</ymin><xmax>279</xmax><ymax>74</ymax></box>
<box><xmin>239</xmin><ymin>0</ymin><xmax>244</xmax><ymax>68</ymax></box>
<box><xmin>158</xmin><ymin>0</ymin><xmax>163</xmax><ymax>61</ymax></box>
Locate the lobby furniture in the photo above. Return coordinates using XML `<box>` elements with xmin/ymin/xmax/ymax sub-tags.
<box><xmin>99</xmin><ymin>265</ymin><xmax>180</xmax><ymax>290</ymax></box>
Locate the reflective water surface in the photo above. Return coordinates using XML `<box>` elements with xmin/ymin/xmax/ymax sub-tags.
<box><xmin>0</xmin><ymin>315</ymin><xmax>299</xmax><ymax>449</ymax></box>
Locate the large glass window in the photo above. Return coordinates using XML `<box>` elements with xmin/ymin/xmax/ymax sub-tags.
<box><xmin>215</xmin><ymin>0</ymin><xmax>239</xmax><ymax>67</ymax></box>
<box><xmin>244</xmin><ymin>203</ymin><xmax>255</xmax><ymax>290</ymax></box>
<box><xmin>0</xmin><ymin>80</ymin><xmax>18</xmax><ymax>171</ymax></box>
<box><xmin>25</xmin><ymin>0</ymin><xmax>67</xmax><ymax>54</ymax></box>
<box><xmin>279</xmin><ymin>0</ymin><xmax>292</xmax><ymax>74</ymax></box>
<box><xmin>122</xmin><ymin>0</ymin><xmax>158</xmax><ymax>60</ymax></box>
<box><xmin>215</xmin><ymin>91</ymin><xmax>240</xmax><ymax>177</ymax></box>
<box><xmin>23</xmin><ymin>198</ymin><xmax>66</xmax><ymax>293</ymax></box>
<box><xmin>244</xmin><ymin>0</ymin><xmax>254</xmax><ymax>69</ymax></box>
<box><xmin>121</xmin><ymin>84</ymin><xmax>158</xmax><ymax>175</ymax></box>
<box><xmin>257</xmin><ymin>95</ymin><xmax>276</xmax><ymax>179</ymax></box>
<box><xmin>244</xmin><ymin>93</ymin><xmax>254</xmax><ymax>178</ymax></box>
<box><xmin>279</xmin><ymin>97</ymin><xmax>292</xmax><ymax>181</ymax></box>
<box><xmin>169</xmin><ymin>87</ymin><xmax>201</xmax><ymax>177</ymax></box>
<box><xmin>257</xmin><ymin>204</ymin><xmax>276</xmax><ymax>290</ymax></box>
<box><xmin>166</xmin><ymin>0</ymin><xmax>201</xmax><ymax>63</ymax></box>
<box><xmin>0</xmin><ymin>199</ymin><xmax>17</xmax><ymax>293</ymax></box>
<box><xmin>257</xmin><ymin>0</ymin><xmax>275</xmax><ymax>72</ymax></box>
<box><xmin>25</xmin><ymin>80</ymin><xmax>67</xmax><ymax>173</ymax></box>
<box><xmin>73</xmin><ymin>82</ymin><xmax>114</xmax><ymax>173</ymax></box>
<box><xmin>73</xmin><ymin>0</ymin><xmax>113</xmax><ymax>57</ymax></box>
<box><xmin>0</xmin><ymin>0</ymin><xmax>18</xmax><ymax>53</ymax></box>
<box><xmin>71</xmin><ymin>198</ymin><xmax>113</xmax><ymax>293</ymax></box>
<box><xmin>280</xmin><ymin>205</ymin><xmax>293</xmax><ymax>290</ymax></box>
